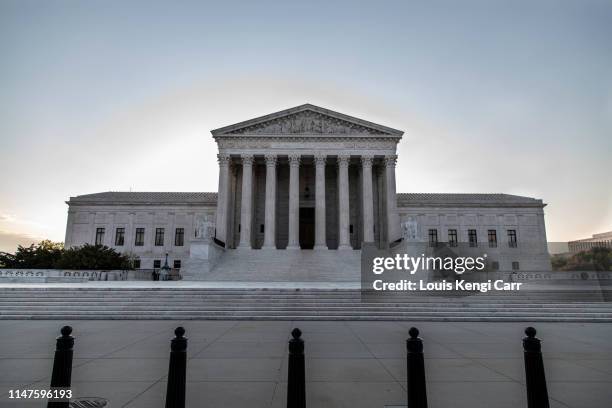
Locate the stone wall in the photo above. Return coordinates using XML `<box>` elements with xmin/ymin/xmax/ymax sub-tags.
<box><xmin>396</xmin><ymin>206</ymin><xmax>551</xmax><ymax>271</ymax></box>
<box><xmin>65</xmin><ymin>203</ymin><xmax>216</xmax><ymax>269</ymax></box>
<box><xmin>64</xmin><ymin>193</ymin><xmax>551</xmax><ymax>272</ymax></box>
<box><xmin>0</xmin><ymin>268</ymin><xmax>127</xmax><ymax>282</ymax></box>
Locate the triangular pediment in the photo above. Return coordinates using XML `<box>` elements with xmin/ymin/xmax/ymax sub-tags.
<box><xmin>211</xmin><ymin>104</ymin><xmax>403</xmax><ymax>137</ymax></box>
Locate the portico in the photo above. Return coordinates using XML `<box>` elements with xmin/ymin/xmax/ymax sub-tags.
<box><xmin>211</xmin><ymin>104</ymin><xmax>404</xmax><ymax>250</ymax></box>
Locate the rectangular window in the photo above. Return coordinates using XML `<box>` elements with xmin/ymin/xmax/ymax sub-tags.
<box><xmin>260</xmin><ymin>224</ymin><xmax>264</xmax><ymax>233</ymax></box>
<box><xmin>173</xmin><ymin>260</ymin><xmax>181</xmax><ymax>269</ymax></box>
<box><xmin>155</xmin><ymin>228</ymin><xmax>164</xmax><ymax>246</ymax></box>
<box><xmin>468</xmin><ymin>229</ymin><xmax>478</xmax><ymax>247</ymax></box>
<box><xmin>95</xmin><ymin>228</ymin><xmax>105</xmax><ymax>245</ymax></box>
<box><xmin>512</xmin><ymin>261</ymin><xmax>520</xmax><ymax>270</ymax></box>
<box><xmin>448</xmin><ymin>229</ymin><xmax>458</xmax><ymax>247</ymax></box>
<box><xmin>491</xmin><ymin>261</ymin><xmax>499</xmax><ymax>271</ymax></box>
<box><xmin>488</xmin><ymin>230</ymin><xmax>497</xmax><ymax>248</ymax></box>
<box><xmin>508</xmin><ymin>230</ymin><xmax>517</xmax><ymax>248</ymax></box>
<box><xmin>115</xmin><ymin>228</ymin><xmax>125</xmax><ymax>246</ymax></box>
<box><xmin>153</xmin><ymin>260</ymin><xmax>161</xmax><ymax>269</ymax></box>
<box><xmin>428</xmin><ymin>229</ymin><xmax>438</xmax><ymax>247</ymax></box>
<box><xmin>134</xmin><ymin>228</ymin><xmax>145</xmax><ymax>246</ymax></box>
<box><xmin>133</xmin><ymin>259</ymin><xmax>141</xmax><ymax>269</ymax></box>
<box><xmin>175</xmin><ymin>228</ymin><xmax>184</xmax><ymax>246</ymax></box>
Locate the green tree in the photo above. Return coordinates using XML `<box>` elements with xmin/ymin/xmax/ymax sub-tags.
<box><xmin>0</xmin><ymin>240</ymin><xmax>63</xmax><ymax>268</ymax></box>
<box><xmin>550</xmin><ymin>255</ymin><xmax>568</xmax><ymax>271</ymax></box>
<box><xmin>555</xmin><ymin>247</ymin><xmax>611</xmax><ymax>271</ymax></box>
<box><xmin>0</xmin><ymin>240</ymin><xmax>133</xmax><ymax>270</ymax></box>
<box><xmin>55</xmin><ymin>244</ymin><xmax>132</xmax><ymax>270</ymax></box>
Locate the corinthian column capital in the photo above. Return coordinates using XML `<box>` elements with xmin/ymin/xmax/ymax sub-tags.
<box><xmin>288</xmin><ymin>154</ymin><xmax>301</xmax><ymax>167</ymax></box>
<box><xmin>337</xmin><ymin>155</ymin><xmax>350</xmax><ymax>169</ymax></box>
<box><xmin>241</xmin><ymin>154</ymin><xmax>254</xmax><ymax>166</ymax></box>
<box><xmin>314</xmin><ymin>154</ymin><xmax>327</xmax><ymax>167</ymax></box>
<box><xmin>264</xmin><ymin>154</ymin><xmax>277</xmax><ymax>167</ymax></box>
<box><xmin>217</xmin><ymin>154</ymin><xmax>231</xmax><ymax>166</ymax></box>
<box><xmin>361</xmin><ymin>155</ymin><xmax>374</xmax><ymax>168</ymax></box>
<box><xmin>384</xmin><ymin>154</ymin><xmax>398</xmax><ymax>168</ymax></box>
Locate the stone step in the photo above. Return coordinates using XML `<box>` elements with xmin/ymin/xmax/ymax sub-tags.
<box><xmin>204</xmin><ymin>249</ymin><xmax>361</xmax><ymax>281</ymax></box>
<box><xmin>1</xmin><ymin>301</ymin><xmax>609</xmax><ymax>308</ymax></box>
<box><xmin>0</xmin><ymin>289</ymin><xmax>612</xmax><ymax>299</ymax></box>
<box><xmin>0</xmin><ymin>290</ymin><xmax>600</xmax><ymax>296</ymax></box>
<box><xmin>2</xmin><ymin>309</ymin><xmax>611</xmax><ymax>317</ymax></box>
<box><xmin>1</xmin><ymin>287</ymin><xmax>606</xmax><ymax>292</ymax></box>
<box><xmin>0</xmin><ymin>295</ymin><xmax>608</xmax><ymax>304</ymax></box>
<box><xmin>2</xmin><ymin>304</ymin><xmax>609</xmax><ymax>312</ymax></box>
<box><xmin>1</xmin><ymin>298</ymin><xmax>608</xmax><ymax>305</ymax></box>
<box><xmin>0</xmin><ymin>296</ymin><xmax>608</xmax><ymax>305</ymax></box>
<box><xmin>0</xmin><ymin>297</ymin><xmax>608</xmax><ymax>304</ymax></box>
<box><xmin>2</xmin><ymin>314</ymin><xmax>610</xmax><ymax>322</ymax></box>
<box><xmin>2</xmin><ymin>287</ymin><xmax>611</xmax><ymax>321</ymax></box>
<box><xmin>0</xmin><ymin>287</ymin><xmax>605</xmax><ymax>291</ymax></box>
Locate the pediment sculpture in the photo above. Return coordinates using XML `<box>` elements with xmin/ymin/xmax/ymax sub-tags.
<box><xmin>229</xmin><ymin>111</ymin><xmax>388</xmax><ymax>135</ymax></box>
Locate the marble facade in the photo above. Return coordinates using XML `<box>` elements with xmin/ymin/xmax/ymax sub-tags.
<box><xmin>64</xmin><ymin>104</ymin><xmax>551</xmax><ymax>274</ymax></box>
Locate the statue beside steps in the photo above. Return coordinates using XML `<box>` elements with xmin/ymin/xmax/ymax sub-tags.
<box><xmin>182</xmin><ymin>215</ymin><xmax>224</xmax><ymax>280</ymax></box>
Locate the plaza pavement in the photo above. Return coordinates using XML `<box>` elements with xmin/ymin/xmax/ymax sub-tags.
<box><xmin>0</xmin><ymin>320</ymin><xmax>610</xmax><ymax>408</ymax></box>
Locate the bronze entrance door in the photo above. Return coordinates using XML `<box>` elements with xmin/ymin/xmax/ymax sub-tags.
<box><xmin>299</xmin><ymin>207</ymin><xmax>315</xmax><ymax>249</ymax></box>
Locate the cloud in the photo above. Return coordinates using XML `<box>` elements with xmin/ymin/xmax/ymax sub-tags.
<box><xmin>0</xmin><ymin>212</ymin><xmax>49</xmax><ymax>229</ymax></box>
<box><xmin>0</xmin><ymin>230</ymin><xmax>46</xmax><ymax>253</ymax></box>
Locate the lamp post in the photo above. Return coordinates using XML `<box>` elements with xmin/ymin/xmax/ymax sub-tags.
<box><xmin>161</xmin><ymin>253</ymin><xmax>171</xmax><ymax>281</ymax></box>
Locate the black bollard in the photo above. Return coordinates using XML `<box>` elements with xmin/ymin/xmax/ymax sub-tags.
<box><xmin>523</xmin><ymin>327</ymin><xmax>550</xmax><ymax>408</ymax></box>
<box><xmin>165</xmin><ymin>327</ymin><xmax>188</xmax><ymax>408</ymax></box>
<box><xmin>406</xmin><ymin>327</ymin><xmax>428</xmax><ymax>408</ymax></box>
<box><xmin>47</xmin><ymin>326</ymin><xmax>74</xmax><ymax>408</ymax></box>
<box><xmin>287</xmin><ymin>328</ymin><xmax>306</xmax><ymax>408</ymax></box>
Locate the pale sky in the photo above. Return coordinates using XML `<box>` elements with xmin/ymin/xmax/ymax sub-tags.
<box><xmin>1</xmin><ymin>0</ymin><xmax>611</xmax><ymax>252</ymax></box>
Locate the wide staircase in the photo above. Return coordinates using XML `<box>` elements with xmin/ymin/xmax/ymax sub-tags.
<box><xmin>1</xmin><ymin>287</ymin><xmax>611</xmax><ymax>321</ymax></box>
<box><xmin>204</xmin><ymin>248</ymin><xmax>362</xmax><ymax>281</ymax></box>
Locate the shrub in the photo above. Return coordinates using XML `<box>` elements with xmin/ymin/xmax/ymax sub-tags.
<box><xmin>0</xmin><ymin>241</ymin><xmax>133</xmax><ymax>270</ymax></box>
<box><xmin>0</xmin><ymin>240</ymin><xmax>63</xmax><ymax>269</ymax></box>
<box><xmin>55</xmin><ymin>244</ymin><xmax>133</xmax><ymax>270</ymax></box>
<box><xmin>553</xmin><ymin>247</ymin><xmax>611</xmax><ymax>271</ymax></box>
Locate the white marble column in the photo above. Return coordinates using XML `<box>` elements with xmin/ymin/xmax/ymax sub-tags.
<box><xmin>361</xmin><ymin>155</ymin><xmax>374</xmax><ymax>243</ymax></box>
<box><xmin>239</xmin><ymin>154</ymin><xmax>254</xmax><ymax>248</ymax></box>
<box><xmin>287</xmin><ymin>154</ymin><xmax>300</xmax><ymax>249</ymax></box>
<box><xmin>314</xmin><ymin>154</ymin><xmax>327</xmax><ymax>250</ymax></box>
<box><xmin>384</xmin><ymin>154</ymin><xmax>400</xmax><ymax>245</ymax></box>
<box><xmin>337</xmin><ymin>155</ymin><xmax>351</xmax><ymax>250</ymax></box>
<box><xmin>263</xmin><ymin>154</ymin><xmax>277</xmax><ymax>249</ymax></box>
<box><xmin>214</xmin><ymin>154</ymin><xmax>231</xmax><ymax>245</ymax></box>
<box><xmin>228</xmin><ymin>165</ymin><xmax>240</xmax><ymax>248</ymax></box>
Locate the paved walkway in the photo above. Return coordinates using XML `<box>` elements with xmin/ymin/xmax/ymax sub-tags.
<box><xmin>0</xmin><ymin>320</ymin><xmax>610</xmax><ymax>407</ymax></box>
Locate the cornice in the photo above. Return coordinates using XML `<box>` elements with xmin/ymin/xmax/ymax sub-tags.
<box><xmin>211</xmin><ymin>103</ymin><xmax>404</xmax><ymax>138</ymax></box>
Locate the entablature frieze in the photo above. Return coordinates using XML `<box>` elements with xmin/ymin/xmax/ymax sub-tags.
<box><xmin>216</xmin><ymin>137</ymin><xmax>398</xmax><ymax>157</ymax></box>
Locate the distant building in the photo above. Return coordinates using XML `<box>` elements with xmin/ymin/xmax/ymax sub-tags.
<box><xmin>568</xmin><ymin>231</ymin><xmax>612</xmax><ymax>253</ymax></box>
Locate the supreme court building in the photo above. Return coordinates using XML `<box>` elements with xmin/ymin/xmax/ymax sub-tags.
<box><xmin>64</xmin><ymin>104</ymin><xmax>551</xmax><ymax>278</ymax></box>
